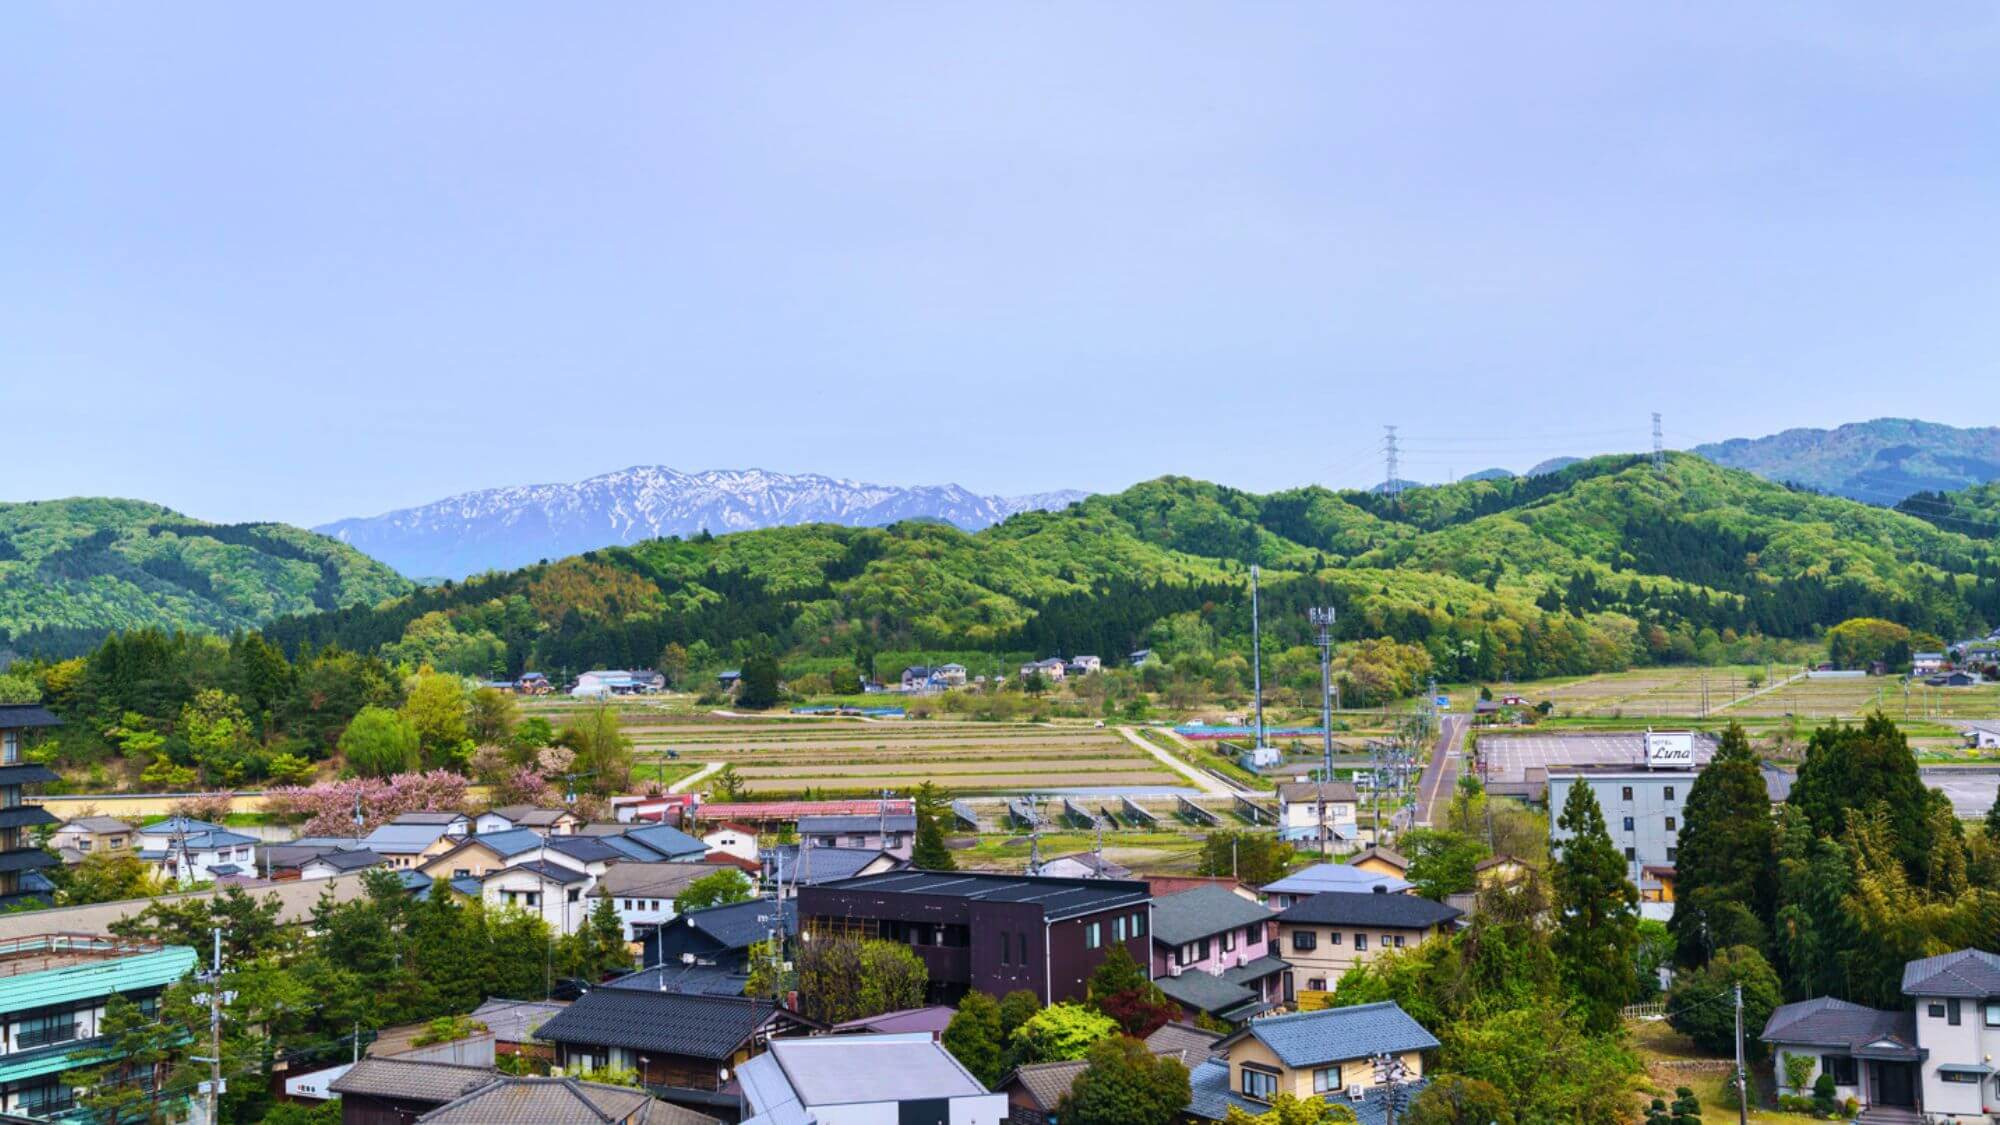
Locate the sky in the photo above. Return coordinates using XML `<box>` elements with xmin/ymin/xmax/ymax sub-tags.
<box><xmin>6</xmin><ymin>4</ymin><xmax>2000</xmax><ymax>527</ymax></box>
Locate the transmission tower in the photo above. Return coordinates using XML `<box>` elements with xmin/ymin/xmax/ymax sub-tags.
<box><xmin>1384</xmin><ymin>425</ymin><xmax>1401</xmax><ymax>498</ymax></box>
<box><xmin>1652</xmin><ymin>412</ymin><xmax>1665</xmax><ymax>472</ymax></box>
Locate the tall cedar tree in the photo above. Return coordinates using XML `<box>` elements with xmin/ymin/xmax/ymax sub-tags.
<box><xmin>736</xmin><ymin>653</ymin><xmax>783</xmax><ymax>710</ymax></box>
<box><xmin>1669</xmin><ymin>722</ymin><xmax>1774</xmax><ymax>966</ymax></box>
<box><xmin>1060</xmin><ymin>1036</ymin><xmax>1191</xmax><ymax>1125</ymax></box>
<box><xmin>1788</xmin><ymin>712</ymin><xmax>1939</xmax><ymax>883</ymax></box>
<box><xmin>1986</xmin><ymin>791</ymin><xmax>2000</xmax><ymax>841</ymax></box>
<box><xmin>912</xmin><ymin>781</ymin><xmax>957</xmax><ymax>870</ymax></box>
<box><xmin>1551</xmin><ymin>781</ymin><xmax>1640</xmax><ymax>1034</ymax></box>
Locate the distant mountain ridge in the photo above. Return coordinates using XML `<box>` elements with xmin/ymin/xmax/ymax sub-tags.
<box><xmin>316</xmin><ymin>467</ymin><xmax>1091</xmax><ymax>578</ymax></box>
<box><xmin>1695</xmin><ymin>418</ymin><xmax>2000</xmax><ymax>505</ymax></box>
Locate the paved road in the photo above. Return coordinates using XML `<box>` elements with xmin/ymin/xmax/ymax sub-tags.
<box><xmin>670</xmin><ymin>761</ymin><xmax>723</xmax><ymax>794</ymax></box>
<box><xmin>1119</xmin><ymin>726</ymin><xmax>1237</xmax><ymax>797</ymax></box>
<box><xmin>1415</xmin><ymin>715</ymin><xmax>1466</xmax><ymax>827</ymax></box>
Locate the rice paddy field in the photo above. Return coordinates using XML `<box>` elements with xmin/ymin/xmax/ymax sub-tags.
<box><xmin>608</xmin><ymin>711</ymin><xmax>1187</xmax><ymax>796</ymax></box>
<box><xmin>1471</xmin><ymin>665</ymin><xmax>2000</xmax><ymax>722</ymax></box>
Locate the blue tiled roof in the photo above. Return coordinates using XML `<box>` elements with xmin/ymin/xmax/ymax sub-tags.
<box><xmin>1186</xmin><ymin>1058</ymin><xmax>1426</xmax><ymax>1125</ymax></box>
<box><xmin>466</xmin><ymin>828</ymin><xmax>545</xmax><ymax>858</ymax></box>
<box><xmin>625</xmin><ymin>823</ymin><xmax>707</xmax><ymax>860</ymax></box>
<box><xmin>1234</xmin><ymin>1002</ymin><xmax>1440</xmax><ymax>1068</ymax></box>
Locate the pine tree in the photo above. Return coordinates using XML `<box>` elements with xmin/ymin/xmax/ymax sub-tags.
<box><xmin>65</xmin><ymin>993</ymin><xmax>183</xmax><ymax>1125</ymax></box>
<box><xmin>1669</xmin><ymin>722</ymin><xmax>1774</xmax><ymax>966</ymax></box>
<box><xmin>1986</xmin><ymin>790</ymin><xmax>2000</xmax><ymax>841</ymax></box>
<box><xmin>1551</xmin><ymin>781</ymin><xmax>1639</xmax><ymax>1034</ymax></box>
<box><xmin>911</xmin><ymin>781</ymin><xmax>957</xmax><ymax>871</ymax></box>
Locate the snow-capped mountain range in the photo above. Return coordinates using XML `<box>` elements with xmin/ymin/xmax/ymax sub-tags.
<box><xmin>315</xmin><ymin>467</ymin><xmax>1091</xmax><ymax>579</ymax></box>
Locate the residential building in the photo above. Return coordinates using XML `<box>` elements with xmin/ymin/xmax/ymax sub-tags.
<box><xmin>1155</xmin><ymin>969</ymin><xmax>1270</xmax><ymax>1026</ymax></box>
<box><xmin>1001</xmin><ymin>1025</ymin><xmax>1219</xmax><ymax>1125</ymax></box>
<box><xmin>327</xmin><ymin>1055</ymin><xmax>498</xmax><ymax>1124</ymax></box>
<box><xmin>690</xmin><ymin>799</ymin><xmax>913</xmax><ymax>834</ymax></box>
<box><xmin>1018</xmin><ymin>658</ymin><xmax>1066</xmax><ymax>683</ymax></box>
<box><xmin>1258</xmin><ymin>863</ymin><xmax>1411</xmax><ymax>910</ymax></box>
<box><xmin>572</xmin><ymin>670</ymin><xmax>667</xmax><ymax>697</ymax></box>
<box><xmin>735</xmin><ymin>1033</ymin><xmax>1006</xmax><ymax>1125</ymax></box>
<box><xmin>1185</xmin><ymin>1002</ymin><xmax>1438</xmax><ymax>1120</ymax></box>
<box><xmin>1964</xmin><ymin>722</ymin><xmax>2000</xmax><ymax>750</ymax></box>
<box><xmin>48</xmin><ymin>816</ymin><xmax>135</xmax><ymax>861</ymax></box>
<box><xmin>467</xmin><ymin>997</ymin><xmax>568</xmax><ymax>1063</ymax></box>
<box><xmin>0</xmin><ymin>934</ymin><xmax>198</xmax><ymax>1118</ymax></box>
<box><xmin>482</xmin><ymin>860</ymin><xmax>594</xmax><ymax>935</ymax></box>
<box><xmin>1346</xmin><ymin>847</ymin><xmax>1409</xmax><ymax>879</ymax></box>
<box><xmin>1914</xmin><ymin>652</ymin><xmax>1947</xmax><ymax>675</ymax></box>
<box><xmin>1275</xmin><ymin>782</ymin><xmax>1360</xmax><ymax>848</ymax></box>
<box><xmin>1762</xmin><ymin>948</ymin><xmax>2000</xmax><ymax>1119</ymax></box>
<box><xmin>358</xmin><ymin>821</ymin><xmax>463</xmax><ymax>870</ymax></box>
<box><xmin>1128</xmin><ymin>649</ymin><xmax>1155</xmax><ymax>667</ymax></box>
<box><xmin>134</xmin><ymin>817</ymin><xmax>258</xmax><ymax>884</ymax></box>
<box><xmin>1274</xmin><ymin>891</ymin><xmax>1462</xmax><ymax>997</ymax></box>
<box><xmin>636</xmin><ymin>897</ymin><xmax>795</xmax><ymax>987</ymax></box>
<box><xmin>587</xmin><ymin>861</ymin><xmax>717</xmax><ymax>943</ymax></box>
<box><xmin>533</xmin><ymin>989</ymin><xmax>816</xmax><ymax>1112</ymax></box>
<box><xmin>595</xmin><ymin>823</ymin><xmax>710</xmax><ymax>864</ymax></box>
<box><xmin>0</xmin><ymin>706</ymin><xmax>62</xmax><ymax>908</ymax></box>
<box><xmin>763</xmin><ymin>845</ymin><xmax>902</xmax><ymax>893</ymax></box>
<box><xmin>1473</xmin><ymin>855</ymin><xmax>1532</xmax><ymax>889</ymax></box>
<box><xmin>390</xmin><ymin>810</ymin><xmax>472</xmax><ymax>837</ymax></box>
<box><xmin>798</xmin><ymin>870</ymin><xmax>1153</xmax><ymax>1005</ymax></box>
<box><xmin>419</xmin><ymin>829</ymin><xmax>552</xmax><ymax>881</ymax></box>
<box><xmin>475</xmin><ymin>805</ymin><xmax>582</xmax><ymax>837</ymax></box>
<box><xmin>302</xmin><ymin>850</ymin><xmax>389</xmax><ymax>880</ymax></box>
<box><xmin>1071</xmin><ymin>655</ymin><xmax>1102</xmax><ymax>675</ymax></box>
<box><xmin>699</xmin><ymin>824</ymin><xmax>758</xmax><ymax>864</ymax></box>
<box><xmin>936</xmin><ymin>663</ymin><xmax>969</xmax><ymax>686</ymax></box>
<box><xmin>1144</xmin><ymin>875</ymin><xmax>1258</xmax><ymax>902</ymax></box>
<box><xmin>421</xmin><ymin>1075</ymin><xmax>717</xmax><ymax>1124</ymax></box>
<box><xmin>1150</xmin><ymin>886</ymin><xmax>1278</xmax><ymax>983</ymax></box>
<box><xmin>1548</xmin><ymin>767</ymin><xmax>1693</xmax><ymax>893</ymax></box>
<box><xmin>828</xmin><ymin>1006</ymin><xmax>957</xmax><ymax>1040</ymax></box>
<box><xmin>797</xmin><ymin>813</ymin><xmax>915</xmax><ymax>858</ymax></box>
<box><xmin>1035</xmin><ymin>852</ymin><xmax>1132</xmax><ymax>880</ymax></box>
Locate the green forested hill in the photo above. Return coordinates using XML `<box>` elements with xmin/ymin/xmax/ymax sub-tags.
<box><xmin>259</xmin><ymin>454</ymin><xmax>2000</xmax><ymax>692</ymax></box>
<box><xmin>0</xmin><ymin>498</ymin><xmax>413</xmax><ymax>655</ymax></box>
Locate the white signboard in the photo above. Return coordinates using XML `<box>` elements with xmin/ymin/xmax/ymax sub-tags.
<box><xmin>1645</xmin><ymin>730</ymin><xmax>1695</xmax><ymax>769</ymax></box>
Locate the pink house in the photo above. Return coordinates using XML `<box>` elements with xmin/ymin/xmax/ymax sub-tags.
<box><xmin>1148</xmin><ymin>886</ymin><xmax>1286</xmax><ymax>1018</ymax></box>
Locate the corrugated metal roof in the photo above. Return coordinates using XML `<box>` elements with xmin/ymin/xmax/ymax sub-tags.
<box><xmin>0</xmin><ymin>944</ymin><xmax>196</xmax><ymax>1014</ymax></box>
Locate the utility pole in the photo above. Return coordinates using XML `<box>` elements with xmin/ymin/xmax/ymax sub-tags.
<box><xmin>1311</xmin><ymin>607</ymin><xmax>1336</xmax><ymax>858</ymax></box>
<box><xmin>1251</xmin><ymin>565</ymin><xmax>1266</xmax><ymax>753</ymax></box>
<box><xmin>197</xmin><ymin>926</ymin><xmax>225</xmax><ymax>1124</ymax></box>
<box><xmin>1733</xmin><ymin>981</ymin><xmax>1748</xmax><ymax>1125</ymax></box>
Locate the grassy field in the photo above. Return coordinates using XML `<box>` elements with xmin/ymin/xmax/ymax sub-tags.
<box><xmin>620</xmin><ymin>714</ymin><xmax>1186</xmax><ymax>797</ymax></box>
<box><xmin>1627</xmin><ymin>1020</ymin><xmax>1805</xmax><ymax>1123</ymax></box>
<box><xmin>1463</xmin><ymin>665</ymin><xmax>2000</xmax><ymax>724</ymax></box>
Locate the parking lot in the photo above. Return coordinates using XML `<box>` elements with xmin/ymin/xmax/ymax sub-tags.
<box><xmin>1473</xmin><ymin>731</ymin><xmax>1720</xmax><ymax>796</ymax></box>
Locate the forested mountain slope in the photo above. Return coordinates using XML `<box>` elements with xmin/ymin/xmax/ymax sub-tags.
<box><xmin>1695</xmin><ymin>417</ymin><xmax>2000</xmax><ymax>504</ymax></box>
<box><xmin>0</xmin><ymin>499</ymin><xmax>413</xmax><ymax>656</ymax></box>
<box><xmin>261</xmin><ymin>455</ymin><xmax>2000</xmax><ymax>688</ymax></box>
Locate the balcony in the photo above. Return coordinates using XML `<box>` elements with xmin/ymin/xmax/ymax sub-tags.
<box><xmin>15</xmin><ymin>1022</ymin><xmax>81</xmax><ymax>1050</ymax></box>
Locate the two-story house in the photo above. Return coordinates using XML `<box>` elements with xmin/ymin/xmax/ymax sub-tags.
<box><xmin>1274</xmin><ymin>891</ymin><xmax>1461</xmax><ymax>998</ymax></box>
<box><xmin>533</xmin><ymin>989</ymin><xmax>816</xmax><ymax>1114</ymax></box>
<box><xmin>1763</xmin><ymin>947</ymin><xmax>2000</xmax><ymax>1120</ymax></box>
<box><xmin>1259</xmin><ymin>863</ymin><xmax>1411</xmax><ymax>910</ymax></box>
<box><xmin>474</xmin><ymin>805</ymin><xmax>581</xmax><ymax>837</ymax></box>
<box><xmin>586</xmin><ymin>861</ymin><xmax>717</xmax><ymax>943</ymax></box>
<box><xmin>796</xmin><ymin>814</ymin><xmax>914</xmax><ymax>859</ymax></box>
<box><xmin>1149</xmin><ymin>886</ymin><xmax>1285</xmax><ymax>1022</ymax></box>
<box><xmin>134</xmin><ymin>818</ymin><xmax>258</xmax><ymax>884</ymax></box>
<box><xmin>48</xmin><ymin>817</ymin><xmax>136</xmax><ymax>863</ymax></box>
<box><xmin>1185</xmin><ymin>1001</ymin><xmax>1439</xmax><ymax>1121</ymax></box>
<box><xmin>0</xmin><ymin>706</ymin><xmax>62</xmax><ymax>908</ymax></box>
<box><xmin>1275</xmin><ymin>782</ymin><xmax>1360</xmax><ymax>850</ymax></box>
<box><xmin>0</xmin><ymin>934</ymin><xmax>197</xmax><ymax>1118</ymax></box>
<box><xmin>798</xmin><ymin>871</ymin><xmax>1152</xmax><ymax>1005</ymax></box>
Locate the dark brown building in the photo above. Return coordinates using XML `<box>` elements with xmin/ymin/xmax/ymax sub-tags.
<box><xmin>797</xmin><ymin>870</ymin><xmax>1153</xmax><ymax>1005</ymax></box>
<box><xmin>328</xmin><ymin>1056</ymin><xmax>496</xmax><ymax>1125</ymax></box>
<box><xmin>532</xmin><ymin>989</ymin><xmax>815</xmax><ymax>1118</ymax></box>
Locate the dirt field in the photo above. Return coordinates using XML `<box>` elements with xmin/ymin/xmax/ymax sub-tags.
<box><xmin>1484</xmin><ymin>666</ymin><xmax>2000</xmax><ymax>723</ymax></box>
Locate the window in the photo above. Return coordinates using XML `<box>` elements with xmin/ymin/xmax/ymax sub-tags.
<box><xmin>15</xmin><ymin>1011</ymin><xmax>80</xmax><ymax>1049</ymax></box>
<box><xmin>1179</xmin><ymin>943</ymin><xmax>1199</xmax><ymax>967</ymax></box>
<box><xmin>1666</xmin><ymin>847</ymin><xmax>1678</xmax><ymax>862</ymax></box>
<box><xmin>1355</xmin><ymin>934</ymin><xmax>1369</xmax><ymax>952</ymax></box>
<box><xmin>1292</xmin><ymin>930</ymin><xmax>1317</xmax><ymax>952</ymax></box>
<box><xmin>1019</xmin><ymin>933</ymin><xmax>1028</xmax><ymax>964</ymax></box>
<box><xmin>1132</xmin><ymin>912</ymin><xmax>1145</xmax><ymax>936</ymax></box>
<box><xmin>1</xmin><ymin>730</ymin><xmax>16</xmax><ymax>765</ymax></box>
<box><xmin>1941</xmin><ymin>1070</ymin><xmax>1981</xmax><ymax>1084</ymax></box>
<box><xmin>1085</xmin><ymin>923</ymin><xmax>1102</xmax><ymax>949</ymax></box>
<box><xmin>1928</xmin><ymin>1002</ymin><xmax>1945</xmax><ymax>1018</ymax></box>
<box><xmin>1312</xmin><ymin>1065</ymin><xmax>1343</xmax><ymax>1093</ymax></box>
<box><xmin>568</xmin><ymin>888</ymin><xmax>582</xmax><ymax>903</ymax></box>
<box><xmin>1220</xmin><ymin>928</ymin><xmax>1235</xmax><ymax>952</ymax></box>
<box><xmin>1306</xmin><ymin>977</ymin><xmax>1325</xmax><ymax>991</ymax></box>
<box><xmin>1664</xmin><ymin>817</ymin><xmax>1677</xmax><ymax>832</ymax></box>
<box><xmin>1663</xmin><ymin>786</ymin><xmax>1675</xmax><ymax>801</ymax></box>
<box><xmin>622</xmin><ymin>899</ymin><xmax>632</xmax><ymax>911</ymax></box>
<box><xmin>1820</xmin><ymin>1056</ymin><xmax>1857</xmax><ymax>1086</ymax></box>
<box><xmin>1621</xmin><ymin>786</ymin><xmax>1633</xmax><ymax>801</ymax></box>
<box><xmin>1622</xmin><ymin>816</ymin><xmax>1635</xmax><ymax>831</ymax></box>
<box><xmin>1948</xmin><ymin>998</ymin><xmax>1961</xmax><ymax>1026</ymax></box>
<box><xmin>1985</xmin><ymin>1001</ymin><xmax>2000</xmax><ymax>1027</ymax></box>
<box><xmin>1392</xmin><ymin>935</ymin><xmax>1406</xmax><ymax>948</ymax></box>
<box><xmin>1114</xmin><ymin>917</ymin><xmax>1127</xmax><ymax>942</ymax></box>
<box><xmin>1240</xmin><ymin>1066</ymin><xmax>1278</xmax><ymax>1100</ymax></box>
<box><xmin>77</xmin><ymin>839</ymin><xmax>92</xmax><ymax>852</ymax></box>
<box><xmin>1327</xmin><ymin>931</ymin><xmax>1342</xmax><ymax>945</ymax></box>
<box><xmin>1624</xmin><ymin>847</ymin><xmax>1636</xmax><ymax>860</ymax></box>
<box><xmin>1001</xmin><ymin>933</ymin><xmax>1011</xmax><ymax>965</ymax></box>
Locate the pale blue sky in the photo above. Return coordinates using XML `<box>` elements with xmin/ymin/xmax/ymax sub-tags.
<box><xmin>6</xmin><ymin>4</ymin><xmax>2000</xmax><ymax>525</ymax></box>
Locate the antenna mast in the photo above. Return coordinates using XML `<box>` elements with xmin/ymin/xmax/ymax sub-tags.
<box><xmin>1652</xmin><ymin>412</ymin><xmax>1665</xmax><ymax>472</ymax></box>
<box><xmin>1251</xmin><ymin>565</ymin><xmax>1266</xmax><ymax>751</ymax></box>
<box><xmin>1311</xmin><ymin>606</ymin><xmax>1337</xmax><ymax>857</ymax></box>
<box><xmin>1384</xmin><ymin>425</ymin><xmax>1401</xmax><ymax>499</ymax></box>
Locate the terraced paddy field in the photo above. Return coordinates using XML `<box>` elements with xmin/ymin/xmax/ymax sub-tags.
<box><xmin>627</xmin><ymin>716</ymin><xmax>1185</xmax><ymax>796</ymax></box>
<box><xmin>1721</xmin><ymin>675</ymin><xmax>2000</xmax><ymax>720</ymax></box>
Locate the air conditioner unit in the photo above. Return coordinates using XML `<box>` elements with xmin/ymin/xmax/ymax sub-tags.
<box><xmin>1347</xmin><ymin>1085</ymin><xmax>1365</xmax><ymax>1101</ymax></box>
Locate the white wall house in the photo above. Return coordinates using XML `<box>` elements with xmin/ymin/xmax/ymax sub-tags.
<box><xmin>1275</xmin><ymin>781</ymin><xmax>1359</xmax><ymax>847</ymax></box>
<box><xmin>701</xmin><ymin>824</ymin><xmax>759</xmax><ymax>864</ymax></box>
<box><xmin>134</xmin><ymin>819</ymin><xmax>258</xmax><ymax>884</ymax></box>
<box><xmin>481</xmin><ymin>861</ymin><xmax>593</xmax><ymax>936</ymax></box>
<box><xmin>736</xmin><ymin>1034</ymin><xmax>1008</xmax><ymax>1125</ymax></box>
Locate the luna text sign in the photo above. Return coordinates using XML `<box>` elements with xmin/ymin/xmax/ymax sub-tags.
<box><xmin>1644</xmin><ymin>731</ymin><xmax>1695</xmax><ymax>768</ymax></box>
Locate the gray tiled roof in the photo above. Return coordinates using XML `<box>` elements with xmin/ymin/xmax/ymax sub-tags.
<box><xmin>311</xmin><ymin>849</ymin><xmax>387</xmax><ymax>872</ymax></box>
<box><xmin>623</xmin><ymin>823</ymin><xmax>708</xmax><ymax>859</ymax></box>
<box><xmin>1156</xmin><ymin>970</ymin><xmax>1263</xmax><ymax>1019</ymax></box>
<box><xmin>490</xmin><ymin>860</ymin><xmax>590</xmax><ymax>885</ymax></box>
<box><xmin>1276</xmin><ymin>891</ymin><xmax>1461</xmax><ymax>929</ymax></box>
<box><xmin>588</xmin><ymin>861</ymin><xmax>714</xmax><ymax>899</ymax></box>
<box><xmin>812</xmin><ymin>870</ymin><xmax>1151</xmax><ymax>921</ymax></box>
<box><xmin>1152</xmin><ymin>886</ymin><xmax>1274</xmax><ymax>947</ymax></box>
<box><xmin>1760</xmin><ymin>996</ymin><xmax>1912</xmax><ymax>1049</ymax></box>
<box><xmin>535</xmin><ymin>989</ymin><xmax>778</xmax><ymax>1058</ymax></box>
<box><xmin>1186</xmin><ymin>1058</ymin><xmax>1425</xmax><ymax>1125</ymax></box>
<box><xmin>683</xmin><ymin>897</ymin><xmax>796</xmax><ymax>951</ymax></box>
<box><xmin>468</xmin><ymin>998</ymin><xmax>568</xmax><ymax>1045</ymax></box>
<box><xmin>1219</xmin><ymin>954</ymin><xmax>1289</xmax><ymax>988</ymax></box>
<box><xmin>329</xmin><ymin>1056</ymin><xmax>496</xmax><ymax>1102</ymax></box>
<box><xmin>61</xmin><ymin>816</ymin><xmax>134</xmax><ymax>833</ymax></box>
<box><xmin>1003</xmin><ymin>1059</ymin><xmax>1088</xmax><ymax>1110</ymax></box>
<box><xmin>1277</xmin><ymin>781</ymin><xmax>1359</xmax><ymax>804</ymax></box>
<box><xmin>416</xmin><ymin>1076</ymin><xmax>718</xmax><ymax>1124</ymax></box>
<box><xmin>797</xmin><ymin>814</ymin><xmax>916</xmax><ymax>835</ymax></box>
<box><xmin>0</xmin><ymin>705</ymin><xmax>62</xmax><ymax>729</ymax></box>
<box><xmin>1143</xmin><ymin>1022</ymin><xmax>1222</xmax><ymax>1063</ymax></box>
<box><xmin>1232</xmin><ymin>1001</ymin><xmax>1440</xmax><ymax>1068</ymax></box>
<box><xmin>605</xmin><ymin>961</ymin><xmax>750</xmax><ymax>997</ymax></box>
<box><xmin>1901</xmin><ymin>948</ymin><xmax>2000</xmax><ymax>998</ymax></box>
<box><xmin>543</xmin><ymin>835</ymin><xmax>625</xmax><ymax>865</ymax></box>
<box><xmin>765</xmin><ymin>845</ymin><xmax>897</xmax><ymax>885</ymax></box>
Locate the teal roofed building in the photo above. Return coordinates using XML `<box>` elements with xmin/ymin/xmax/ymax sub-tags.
<box><xmin>0</xmin><ymin>934</ymin><xmax>198</xmax><ymax>1120</ymax></box>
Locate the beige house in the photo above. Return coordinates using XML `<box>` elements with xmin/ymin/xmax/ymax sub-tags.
<box><xmin>1187</xmin><ymin>1001</ymin><xmax>1438</xmax><ymax>1117</ymax></box>
<box><xmin>1346</xmin><ymin>846</ymin><xmax>1408</xmax><ymax>879</ymax></box>
<box><xmin>49</xmin><ymin>817</ymin><xmax>136</xmax><ymax>860</ymax></box>
<box><xmin>1473</xmin><ymin>854</ymin><xmax>1531</xmax><ymax>889</ymax></box>
<box><xmin>1274</xmin><ymin>891</ymin><xmax>1461</xmax><ymax>995</ymax></box>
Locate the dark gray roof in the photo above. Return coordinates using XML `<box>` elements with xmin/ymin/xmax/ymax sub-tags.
<box><xmin>491</xmin><ymin>860</ymin><xmax>590</xmax><ymax>885</ymax></box>
<box><xmin>1219</xmin><ymin>954</ymin><xmax>1289</xmax><ymax>988</ymax></box>
<box><xmin>60</xmin><ymin>816</ymin><xmax>134</xmax><ymax>833</ymax></box>
<box><xmin>607</xmin><ymin>961</ymin><xmax>751</xmax><ymax>997</ymax></box>
<box><xmin>1276</xmin><ymin>891</ymin><xmax>1461</xmax><ymax>929</ymax></box>
<box><xmin>1142</xmin><ymin>1022</ymin><xmax>1222</xmax><ymax>1063</ymax></box>
<box><xmin>1154</xmin><ymin>970</ymin><xmax>1265</xmax><ymax>1020</ymax></box>
<box><xmin>623</xmin><ymin>823</ymin><xmax>708</xmax><ymax>859</ymax></box>
<box><xmin>1761</xmin><ymin>996</ymin><xmax>1916</xmax><ymax>1053</ymax></box>
<box><xmin>797</xmin><ymin>815</ymin><xmax>916</xmax><ymax>835</ymax></box>
<box><xmin>765</xmin><ymin>845</ymin><xmax>898</xmax><ymax>885</ymax></box>
<box><xmin>0</xmin><ymin>705</ymin><xmax>62</xmax><ymax>730</ymax></box>
<box><xmin>813</xmin><ymin>870</ymin><xmax>1151</xmax><ymax>921</ymax></box>
<box><xmin>468</xmin><ymin>998</ymin><xmax>569</xmax><ymax>1045</ymax></box>
<box><xmin>1187</xmin><ymin>1058</ymin><xmax>1425</xmax><ymax>1125</ymax></box>
<box><xmin>1225</xmin><ymin>1001</ymin><xmax>1440</xmax><ymax>1068</ymax></box>
<box><xmin>394</xmin><ymin>811</ymin><xmax>469</xmax><ymax>826</ymax></box>
<box><xmin>543</xmin><ymin>835</ymin><xmax>625</xmax><ymax>864</ymax></box>
<box><xmin>534</xmin><ymin>989</ymin><xmax>778</xmax><ymax>1058</ymax></box>
<box><xmin>682</xmin><ymin>897</ymin><xmax>795</xmax><ymax>950</ymax></box>
<box><xmin>1152</xmin><ymin>886</ymin><xmax>1274</xmax><ymax>947</ymax></box>
<box><xmin>416</xmin><ymin>1076</ymin><xmax>717</xmax><ymax>1124</ymax></box>
<box><xmin>1901</xmin><ymin>948</ymin><xmax>2000</xmax><ymax>998</ymax></box>
<box><xmin>311</xmin><ymin>849</ymin><xmax>387</xmax><ymax>872</ymax></box>
<box><xmin>329</xmin><ymin>1056</ymin><xmax>496</xmax><ymax>1102</ymax></box>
